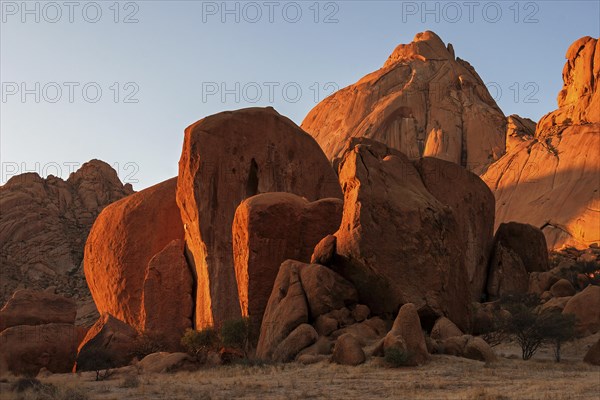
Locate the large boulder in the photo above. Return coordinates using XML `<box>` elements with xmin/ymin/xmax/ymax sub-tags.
<box><xmin>272</xmin><ymin>324</ymin><xmax>318</xmax><ymax>362</ymax></box>
<box><xmin>141</xmin><ymin>239</ymin><xmax>194</xmax><ymax>350</ymax></box>
<box><xmin>414</xmin><ymin>157</ymin><xmax>495</xmax><ymax>301</ymax></box>
<box><xmin>383</xmin><ymin>304</ymin><xmax>429</xmax><ymax>366</ymax></box>
<box><xmin>299</xmin><ymin>264</ymin><xmax>358</xmax><ymax>319</ymax></box>
<box><xmin>430</xmin><ymin>317</ymin><xmax>463</xmax><ymax>341</ymax></box>
<box><xmin>302</xmin><ymin>31</ymin><xmax>506</xmax><ymax>173</ymax></box>
<box><xmin>84</xmin><ymin>178</ymin><xmax>185</xmax><ymax>332</ymax></box>
<box><xmin>0</xmin><ymin>289</ymin><xmax>76</xmax><ymax>332</ymax></box>
<box><xmin>492</xmin><ymin>223</ymin><xmax>549</xmax><ymax>273</ymax></box>
<box><xmin>75</xmin><ymin>314</ymin><xmax>138</xmax><ymax>371</ymax></box>
<box><xmin>0</xmin><ymin>160</ymin><xmax>132</xmax><ymax>309</ymax></box>
<box><xmin>486</xmin><ymin>243</ymin><xmax>529</xmax><ymax>300</ymax></box>
<box><xmin>0</xmin><ymin>323</ymin><xmax>79</xmax><ymax>376</ymax></box>
<box><xmin>256</xmin><ymin>260</ymin><xmax>357</xmax><ymax>361</ymax></box>
<box><xmin>177</xmin><ymin>107</ymin><xmax>342</xmax><ymax>329</ymax></box>
<box><xmin>332</xmin><ymin>333</ymin><xmax>366</xmax><ymax>366</ymax></box>
<box><xmin>483</xmin><ymin>37</ymin><xmax>600</xmax><ymax>250</ymax></box>
<box><xmin>562</xmin><ymin>285</ymin><xmax>600</xmax><ymax>336</ymax></box>
<box><xmin>331</xmin><ymin>138</ymin><xmax>471</xmax><ymax>330</ymax></box>
<box><xmin>233</xmin><ymin>193</ymin><xmax>343</xmax><ymax>330</ymax></box>
<box><xmin>138</xmin><ymin>352</ymin><xmax>197</xmax><ymax>373</ymax></box>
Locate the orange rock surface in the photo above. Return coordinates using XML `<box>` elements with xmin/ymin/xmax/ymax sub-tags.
<box><xmin>177</xmin><ymin>107</ymin><xmax>342</xmax><ymax>329</ymax></box>
<box><xmin>84</xmin><ymin>178</ymin><xmax>185</xmax><ymax>332</ymax></box>
<box><xmin>483</xmin><ymin>37</ymin><xmax>600</xmax><ymax>249</ymax></box>
<box><xmin>302</xmin><ymin>31</ymin><xmax>506</xmax><ymax>173</ymax></box>
<box><xmin>233</xmin><ymin>193</ymin><xmax>343</xmax><ymax>330</ymax></box>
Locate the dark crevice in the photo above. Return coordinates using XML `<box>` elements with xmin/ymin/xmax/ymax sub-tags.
<box><xmin>246</xmin><ymin>158</ymin><xmax>259</xmax><ymax>197</ymax></box>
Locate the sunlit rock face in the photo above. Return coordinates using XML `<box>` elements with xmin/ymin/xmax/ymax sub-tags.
<box><xmin>176</xmin><ymin>107</ymin><xmax>342</xmax><ymax>329</ymax></box>
<box><xmin>302</xmin><ymin>31</ymin><xmax>506</xmax><ymax>174</ymax></box>
<box><xmin>483</xmin><ymin>36</ymin><xmax>600</xmax><ymax>250</ymax></box>
<box><xmin>84</xmin><ymin>177</ymin><xmax>191</xmax><ymax>339</ymax></box>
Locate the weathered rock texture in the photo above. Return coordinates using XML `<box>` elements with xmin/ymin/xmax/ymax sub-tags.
<box><xmin>0</xmin><ymin>323</ymin><xmax>80</xmax><ymax>376</ymax></box>
<box><xmin>483</xmin><ymin>36</ymin><xmax>600</xmax><ymax>250</ymax></box>
<box><xmin>75</xmin><ymin>313</ymin><xmax>138</xmax><ymax>371</ymax></box>
<box><xmin>486</xmin><ymin>222</ymin><xmax>549</xmax><ymax>300</ymax></box>
<box><xmin>331</xmin><ymin>138</ymin><xmax>487</xmax><ymax>331</ymax></box>
<box><xmin>415</xmin><ymin>157</ymin><xmax>495</xmax><ymax>301</ymax></box>
<box><xmin>233</xmin><ymin>193</ymin><xmax>343</xmax><ymax>329</ymax></box>
<box><xmin>141</xmin><ymin>239</ymin><xmax>194</xmax><ymax>349</ymax></box>
<box><xmin>84</xmin><ymin>178</ymin><xmax>188</xmax><ymax>334</ymax></box>
<box><xmin>256</xmin><ymin>260</ymin><xmax>357</xmax><ymax>361</ymax></box>
<box><xmin>177</xmin><ymin>107</ymin><xmax>342</xmax><ymax>329</ymax></box>
<box><xmin>302</xmin><ymin>31</ymin><xmax>506</xmax><ymax>173</ymax></box>
<box><xmin>0</xmin><ymin>160</ymin><xmax>133</xmax><ymax>311</ymax></box>
<box><xmin>505</xmin><ymin>115</ymin><xmax>535</xmax><ymax>152</ymax></box>
<box><xmin>0</xmin><ymin>289</ymin><xmax>76</xmax><ymax>332</ymax></box>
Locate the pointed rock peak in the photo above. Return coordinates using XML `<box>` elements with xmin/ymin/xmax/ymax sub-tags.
<box><xmin>384</xmin><ymin>30</ymin><xmax>452</xmax><ymax>67</ymax></box>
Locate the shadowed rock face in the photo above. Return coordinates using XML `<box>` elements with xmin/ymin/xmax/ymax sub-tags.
<box><xmin>483</xmin><ymin>36</ymin><xmax>600</xmax><ymax>250</ymax></box>
<box><xmin>302</xmin><ymin>31</ymin><xmax>506</xmax><ymax>174</ymax></box>
<box><xmin>331</xmin><ymin>138</ymin><xmax>478</xmax><ymax>331</ymax></box>
<box><xmin>0</xmin><ymin>160</ymin><xmax>133</xmax><ymax>315</ymax></box>
<box><xmin>177</xmin><ymin>107</ymin><xmax>342</xmax><ymax>329</ymax></box>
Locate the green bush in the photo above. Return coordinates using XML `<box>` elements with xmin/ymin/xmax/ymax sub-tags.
<box><xmin>181</xmin><ymin>327</ymin><xmax>219</xmax><ymax>358</ymax></box>
<box><xmin>384</xmin><ymin>348</ymin><xmax>413</xmax><ymax>368</ymax></box>
<box><xmin>220</xmin><ymin>318</ymin><xmax>251</xmax><ymax>351</ymax></box>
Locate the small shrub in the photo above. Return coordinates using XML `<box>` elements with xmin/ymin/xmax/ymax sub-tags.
<box><xmin>220</xmin><ymin>317</ymin><xmax>251</xmax><ymax>352</ymax></box>
<box><xmin>496</xmin><ymin>294</ymin><xmax>576</xmax><ymax>361</ymax></box>
<box><xmin>129</xmin><ymin>331</ymin><xmax>170</xmax><ymax>360</ymax></box>
<box><xmin>538</xmin><ymin>311</ymin><xmax>576</xmax><ymax>362</ymax></box>
<box><xmin>384</xmin><ymin>348</ymin><xmax>413</xmax><ymax>368</ymax></box>
<box><xmin>10</xmin><ymin>377</ymin><xmax>42</xmax><ymax>393</ymax></box>
<box><xmin>181</xmin><ymin>327</ymin><xmax>220</xmax><ymax>359</ymax></box>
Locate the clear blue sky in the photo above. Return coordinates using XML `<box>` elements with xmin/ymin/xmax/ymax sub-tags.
<box><xmin>1</xmin><ymin>1</ymin><xmax>599</xmax><ymax>189</ymax></box>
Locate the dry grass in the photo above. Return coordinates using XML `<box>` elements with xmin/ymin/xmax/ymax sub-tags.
<box><xmin>1</xmin><ymin>338</ymin><xmax>598</xmax><ymax>400</ymax></box>
<box><xmin>1</xmin><ymin>356</ymin><xmax>597</xmax><ymax>400</ymax></box>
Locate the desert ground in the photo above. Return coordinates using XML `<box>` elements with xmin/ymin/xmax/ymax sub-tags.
<box><xmin>2</xmin><ymin>335</ymin><xmax>598</xmax><ymax>400</ymax></box>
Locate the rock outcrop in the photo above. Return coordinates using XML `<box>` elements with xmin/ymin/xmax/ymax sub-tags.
<box><xmin>331</xmin><ymin>138</ymin><xmax>480</xmax><ymax>330</ymax></box>
<box><xmin>483</xmin><ymin>36</ymin><xmax>600</xmax><ymax>250</ymax></box>
<box><xmin>233</xmin><ymin>193</ymin><xmax>343</xmax><ymax>330</ymax></box>
<box><xmin>0</xmin><ymin>289</ymin><xmax>76</xmax><ymax>332</ymax></box>
<box><xmin>84</xmin><ymin>178</ymin><xmax>188</xmax><ymax>334</ymax></box>
<box><xmin>256</xmin><ymin>260</ymin><xmax>357</xmax><ymax>361</ymax></box>
<box><xmin>0</xmin><ymin>323</ymin><xmax>80</xmax><ymax>376</ymax></box>
<box><xmin>177</xmin><ymin>107</ymin><xmax>342</xmax><ymax>329</ymax></box>
<box><xmin>302</xmin><ymin>31</ymin><xmax>506</xmax><ymax>173</ymax></box>
<box><xmin>0</xmin><ymin>160</ymin><xmax>133</xmax><ymax>312</ymax></box>
<box><xmin>383</xmin><ymin>304</ymin><xmax>429</xmax><ymax>366</ymax></box>
<box><xmin>486</xmin><ymin>222</ymin><xmax>549</xmax><ymax>300</ymax></box>
<box><xmin>505</xmin><ymin>115</ymin><xmax>535</xmax><ymax>152</ymax></box>
<box><xmin>562</xmin><ymin>285</ymin><xmax>600</xmax><ymax>336</ymax></box>
<box><xmin>415</xmin><ymin>157</ymin><xmax>495</xmax><ymax>301</ymax></box>
<box><xmin>75</xmin><ymin>314</ymin><xmax>138</xmax><ymax>371</ymax></box>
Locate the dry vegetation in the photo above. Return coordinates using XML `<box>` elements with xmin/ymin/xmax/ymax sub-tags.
<box><xmin>1</xmin><ymin>341</ymin><xmax>598</xmax><ymax>400</ymax></box>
